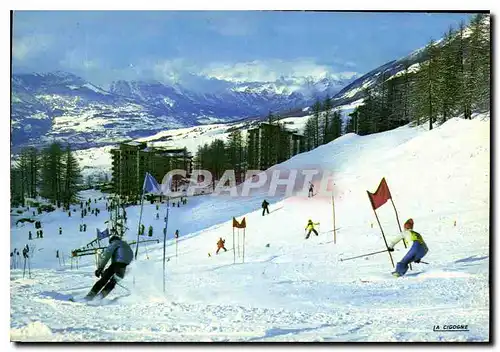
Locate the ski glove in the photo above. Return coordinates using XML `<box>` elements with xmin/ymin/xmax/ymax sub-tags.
<box><xmin>387</xmin><ymin>247</ymin><xmax>394</xmax><ymax>252</ymax></box>
<box><xmin>95</xmin><ymin>269</ymin><xmax>102</xmax><ymax>278</ymax></box>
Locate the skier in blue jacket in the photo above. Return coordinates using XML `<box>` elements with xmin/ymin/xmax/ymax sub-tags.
<box><xmin>84</xmin><ymin>235</ymin><xmax>133</xmax><ymax>300</ymax></box>
<box><xmin>388</xmin><ymin>218</ymin><xmax>429</xmax><ymax>277</ymax></box>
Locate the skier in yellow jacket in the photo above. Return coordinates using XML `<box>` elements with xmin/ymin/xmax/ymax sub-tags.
<box><xmin>388</xmin><ymin>218</ymin><xmax>429</xmax><ymax>277</ymax></box>
<box><xmin>305</xmin><ymin>219</ymin><xmax>320</xmax><ymax>239</ymax></box>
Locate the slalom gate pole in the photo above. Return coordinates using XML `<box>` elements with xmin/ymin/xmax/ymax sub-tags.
<box><xmin>242</xmin><ymin>228</ymin><xmax>246</xmax><ymax>263</ymax></box>
<box><xmin>134</xmin><ymin>178</ymin><xmax>147</xmax><ymax>260</ymax></box>
<box><xmin>163</xmin><ymin>196</ymin><xmax>170</xmax><ymax>293</ymax></box>
<box><xmin>233</xmin><ymin>227</ymin><xmax>235</xmax><ymax>264</ymax></box>
<box><xmin>28</xmin><ymin>258</ymin><xmax>31</xmax><ymax>278</ymax></box>
<box><xmin>237</xmin><ymin>228</ymin><xmax>240</xmax><ymax>258</ymax></box>
<box><xmin>62</xmin><ymin>253</ymin><xmax>65</xmax><ymax>267</ymax></box>
<box><xmin>332</xmin><ymin>192</ymin><xmax>337</xmax><ymax>244</ymax></box>
<box><xmin>390</xmin><ymin>198</ymin><xmax>411</xmax><ymax>270</ymax></box>
<box><xmin>367</xmin><ymin>191</ymin><xmax>394</xmax><ymax>268</ymax></box>
<box><xmin>339</xmin><ymin>249</ymin><xmax>390</xmax><ymax>262</ymax></box>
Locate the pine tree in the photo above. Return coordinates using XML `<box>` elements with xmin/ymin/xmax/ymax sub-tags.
<box><xmin>40</xmin><ymin>142</ymin><xmax>64</xmax><ymax>203</ymax></box>
<box><xmin>226</xmin><ymin>130</ymin><xmax>245</xmax><ymax>183</ymax></box>
<box><xmin>330</xmin><ymin>110</ymin><xmax>342</xmax><ymax>140</ymax></box>
<box><xmin>468</xmin><ymin>14</ymin><xmax>490</xmax><ymax>112</ymax></box>
<box><xmin>346</xmin><ymin>108</ymin><xmax>359</xmax><ymax>134</ymax></box>
<box><xmin>304</xmin><ymin>117</ymin><xmax>316</xmax><ymax>151</ymax></box>
<box><xmin>311</xmin><ymin>99</ymin><xmax>322</xmax><ymax>148</ymax></box>
<box><xmin>436</xmin><ymin>27</ymin><xmax>459</xmax><ymax>123</ymax></box>
<box><xmin>322</xmin><ymin>97</ymin><xmax>332</xmax><ymax>143</ymax></box>
<box><xmin>62</xmin><ymin>146</ymin><xmax>82</xmax><ymax>208</ymax></box>
<box><xmin>413</xmin><ymin>39</ymin><xmax>440</xmax><ymax>130</ymax></box>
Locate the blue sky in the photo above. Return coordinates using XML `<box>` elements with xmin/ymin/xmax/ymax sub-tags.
<box><xmin>12</xmin><ymin>11</ymin><xmax>474</xmax><ymax>88</ymax></box>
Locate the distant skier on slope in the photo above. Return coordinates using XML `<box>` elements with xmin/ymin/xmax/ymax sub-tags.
<box><xmin>308</xmin><ymin>182</ymin><xmax>314</xmax><ymax>198</ymax></box>
<box><xmin>388</xmin><ymin>218</ymin><xmax>429</xmax><ymax>277</ymax></box>
<box><xmin>84</xmin><ymin>235</ymin><xmax>133</xmax><ymax>301</ymax></box>
<box><xmin>216</xmin><ymin>237</ymin><xmax>227</xmax><ymax>254</ymax></box>
<box><xmin>305</xmin><ymin>219</ymin><xmax>320</xmax><ymax>239</ymax></box>
<box><xmin>262</xmin><ymin>199</ymin><xmax>270</xmax><ymax>216</ymax></box>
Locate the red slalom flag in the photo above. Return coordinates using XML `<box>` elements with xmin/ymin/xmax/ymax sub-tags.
<box><xmin>367</xmin><ymin>178</ymin><xmax>392</xmax><ymax>210</ymax></box>
<box><xmin>233</xmin><ymin>217</ymin><xmax>247</xmax><ymax>229</ymax></box>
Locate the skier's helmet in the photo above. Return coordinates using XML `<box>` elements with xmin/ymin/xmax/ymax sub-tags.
<box><xmin>308</xmin><ymin>219</ymin><xmax>312</xmax><ymax>223</ymax></box>
<box><xmin>404</xmin><ymin>218</ymin><xmax>414</xmax><ymax>230</ymax></box>
<box><xmin>109</xmin><ymin>235</ymin><xmax>121</xmax><ymax>243</ymax></box>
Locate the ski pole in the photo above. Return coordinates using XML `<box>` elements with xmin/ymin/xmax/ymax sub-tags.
<box><xmin>340</xmin><ymin>249</ymin><xmax>390</xmax><ymax>262</ymax></box>
<box><xmin>23</xmin><ymin>257</ymin><xmax>27</xmax><ymax>278</ymax></box>
<box><xmin>115</xmin><ymin>280</ymin><xmax>131</xmax><ymax>294</ymax></box>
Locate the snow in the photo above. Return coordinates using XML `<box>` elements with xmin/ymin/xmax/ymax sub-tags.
<box><xmin>82</xmin><ymin>83</ymin><xmax>110</xmax><ymax>95</ymax></box>
<box><xmin>136</xmin><ymin>123</ymin><xmax>248</xmax><ymax>155</ymax></box>
<box><xmin>10</xmin><ymin>112</ymin><xmax>490</xmax><ymax>341</ymax></box>
<box><xmin>389</xmin><ymin>63</ymin><xmax>422</xmax><ymax>80</ymax></box>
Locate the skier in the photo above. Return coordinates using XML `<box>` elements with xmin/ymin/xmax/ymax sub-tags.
<box><xmin>139</xmin><ymin>224</ymin><xmax>145</xmax><ymax>236</ymax></box>
<box><xmin>388</xmin><ymin>218</ymin><xmax>429</xmax><ymax>277</ymax></box>
<box><xmin>216</xmin><ymin>237</ymin><xmax>227</xmax><ymax>254</ymax></box>
<box><xmin>68</xmin><ymin>211</ymin><xmax>71</xmax><ymax>217</ymax></box>
<box><xmin>39</xmin><ymin>230</ymin><xmax>43</xmax><ymax>238</ymax></box>
<box><xmin>28</xmin><ymin>231</ymin><xmax>32</xmax><ymax>240</ymax></box>
<box><xmin>84</xmin><ymin>235</ymin><xmax>133</xmax><ymax>301</ymax></box>
<box><xmin>262</xmin><ymin>199</ymin><xmax>270</xmax><ymax>216</ymax></box>
<box><xmin>59</xmin><ymin>227</ymin><xmax>62</xmax><ymax>235</ymax></box>
<box><xmin>304</xmin><ymin>219</ymin><xmax>320</xmax><ymax>239</ymax></box>
<box><xmin>148</xmin><ymin>225</ymin><xmax>153</xmax><ymax>237</ymax></box>
<box><xmin>156</xmin><ymin>213</ymin><xmax>159</xmax><ymax>220</ymax></box>
<box><xmin>83</xmin><ymin>224</ymin><xmax>87</xmax><ymax>232</ymax></box>
<box><xmin>308</xmin><ymin>182</ymin><xmax>314</xmax><ymax>198</ymax></box>
<box><xmin>174</xmin><ymin>230</ymin><xmax>179</xmax><ymax>239</ymax></box>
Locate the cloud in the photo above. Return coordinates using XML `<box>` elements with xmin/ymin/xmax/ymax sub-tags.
<box><xmin>200</xmin><ymin>59</ymin><xmax>359</xmax><ymax>83</ymax></box>
<box><xmin>59</xmin><ymin>49</ymin><xmax>101</xmax><ymax>73</ymax></box>
<box><xmin>151</xmin><ymin>59</ymin><xmax>195</xmax><ymax>84</ymax></box>
<box><xmin>13</xmin><ymin>34</ymin><xmax>52</xmax><ymax>61</ymax></box>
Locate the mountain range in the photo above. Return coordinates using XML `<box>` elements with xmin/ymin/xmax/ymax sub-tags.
<box><xmin>11</xmin><ymin>71</ymin><xmax>355</xmax><ymax>150</ymax></box>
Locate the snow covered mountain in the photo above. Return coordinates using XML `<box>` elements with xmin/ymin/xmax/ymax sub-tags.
<box><xmin>330</xmin><ymin>18</ymin><xmax>487</xmax><ymax>109</ymax></box>
<box><xmin>10</xmin><ymin>112</ymin><xmax>490</xmax><ymax>341</ymax></box>
<box><xmin>11</xmin><ymin>71</ymin><xmax>355</xmax><ymax>150</ymax></box>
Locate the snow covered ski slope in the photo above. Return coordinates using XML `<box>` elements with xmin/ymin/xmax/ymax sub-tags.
<box><xmin>10</xmin><ymin>113</ymin><xmax>490</xmax><ymax>342</ymax></box>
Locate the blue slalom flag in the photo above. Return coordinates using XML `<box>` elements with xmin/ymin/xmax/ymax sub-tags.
<box><xmin>97</xmin><ymin>228</ymin><xmax>110</xmax><ymax>241</ymax></box>
<box><xmin>143</xmin><ymin>172</ymin><xmax>161</xmax><ymax>194</ymax></box>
